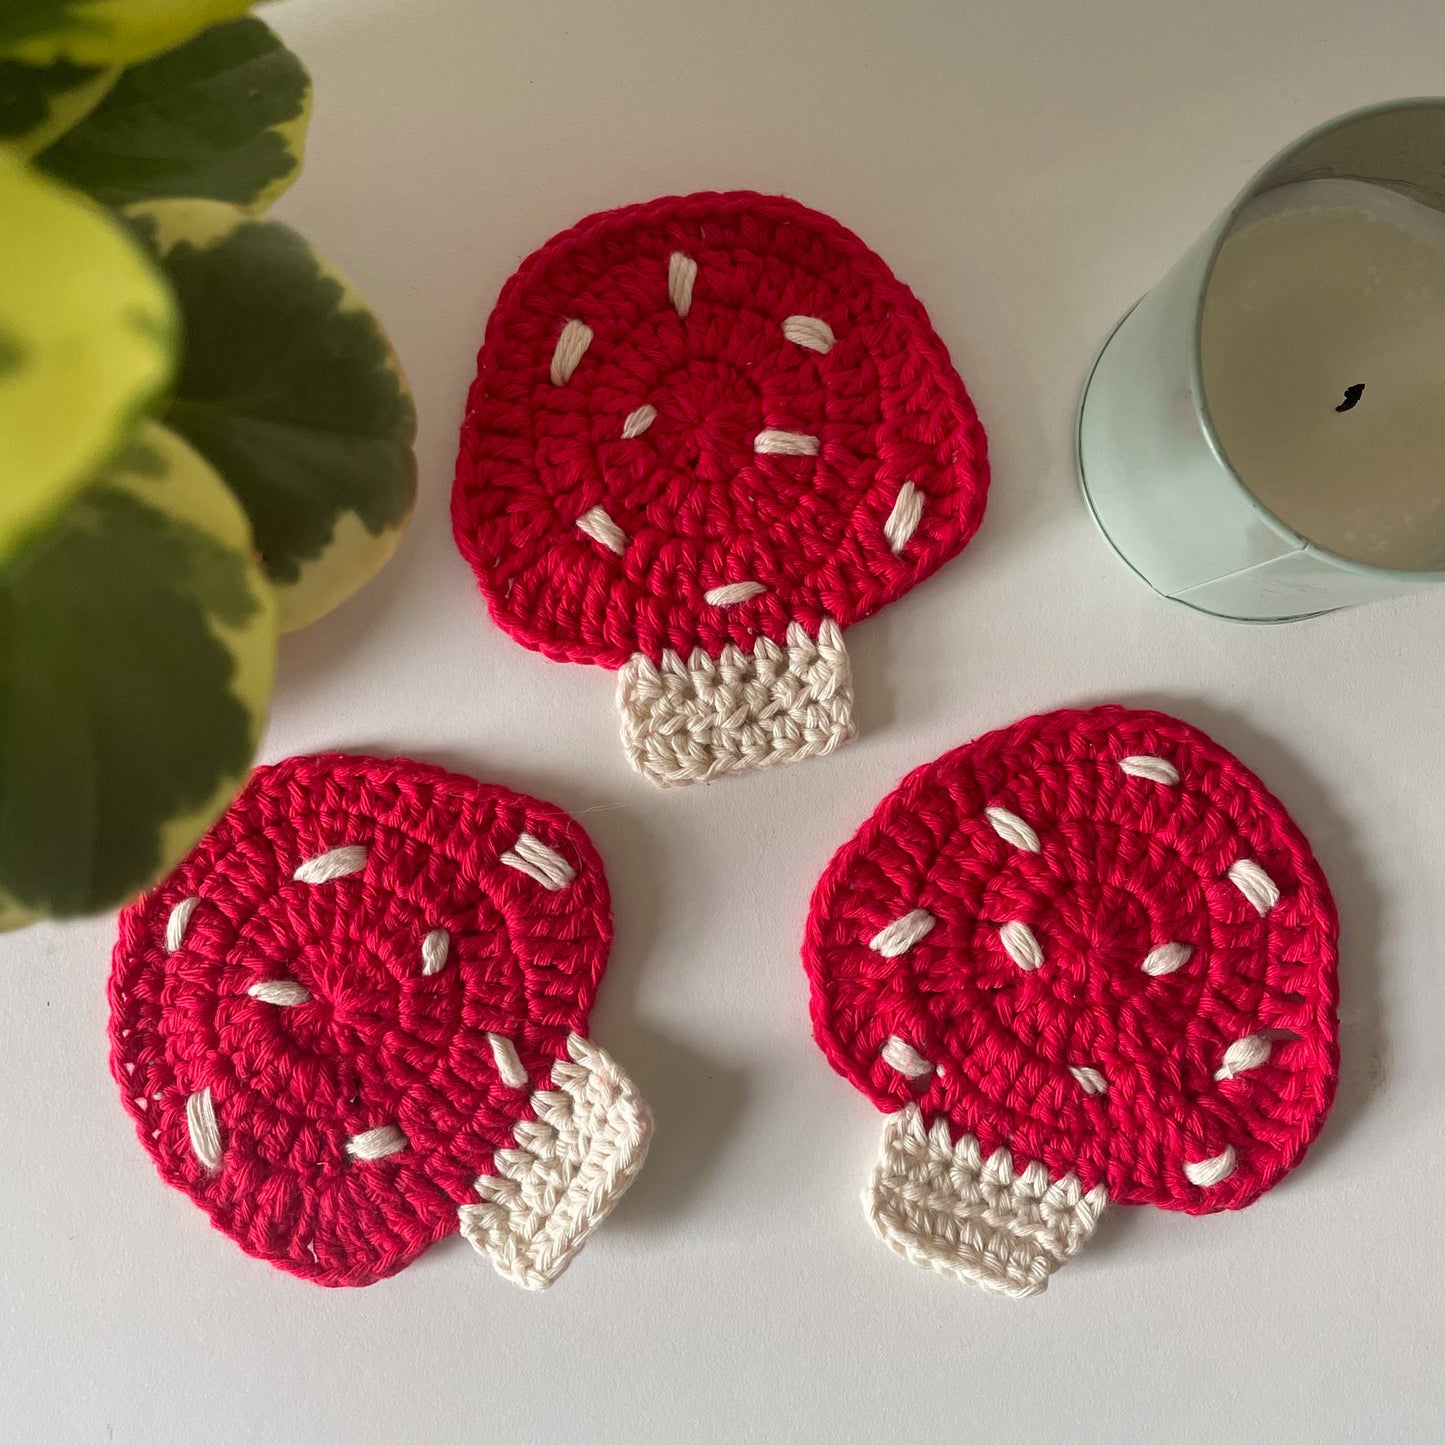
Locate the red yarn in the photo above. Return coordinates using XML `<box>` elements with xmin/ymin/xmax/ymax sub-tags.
<box><xmin>109</xmin><ymin>754</ymin><xmax>612</xmax><ymax>1287</ymax></box>
<box><xmin>452</xmin><ymin>191</ymin><xmax>989</xmax><ymax>669</ymax></box>
<box><xmin>803</xmin><ymin>706</ymin><xmax>1340</xmax><ymax>1214</ymax></box>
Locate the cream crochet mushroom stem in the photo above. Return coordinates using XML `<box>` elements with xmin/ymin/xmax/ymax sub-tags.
<box><xmin>865</xmin><ymin>1105</ymin><xmax>1108</xmax><ymax>1299</ymax></box>
<box><xmin>458</xmin><ymin>1034</ymin><xmax>653</xmax><ymax>1290</ymax></box>
<box><xmin>616</xmin><ymin>618</ymin><xmax>856</xmax><ymax>787</ymax></box>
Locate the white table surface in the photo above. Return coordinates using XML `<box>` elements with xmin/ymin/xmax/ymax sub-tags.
<box><xmin>5</xmin><ymin>2</ymin><xmax>1444</xmax><ymax>1440</ymax></box>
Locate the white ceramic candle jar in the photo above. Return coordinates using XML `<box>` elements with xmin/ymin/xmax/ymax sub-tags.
<box><xmin>1077</xmin><ymin>98</ymin><xmax>1445</xmax><ymax>621</ymax></box>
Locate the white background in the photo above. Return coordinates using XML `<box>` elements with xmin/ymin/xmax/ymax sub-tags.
<box><xmin>3</xmin><ymin>1</ymin><xmax>1444</xmax><ymax>1440</ymax></box>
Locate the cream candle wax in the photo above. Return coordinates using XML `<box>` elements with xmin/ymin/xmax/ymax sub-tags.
<box><xmin>1202</xmin><ymin>178</ymin><xmax>1445</xmax><ymax>573</ymax></box>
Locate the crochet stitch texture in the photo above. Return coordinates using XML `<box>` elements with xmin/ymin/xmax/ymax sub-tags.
<box><xmin>110</xmin><ymin>753</ymin><xmax>651</xmax><ymax>1289</ymax></box>
<box><xmin>803</xmin><ymin>706</ymin><xmax>1339</xmax><ymax>1297</ymax></box>
<box><xmin>453</xmin><ymin>190</ymin><xmax>989</xmax><ymax>785</ymax></box>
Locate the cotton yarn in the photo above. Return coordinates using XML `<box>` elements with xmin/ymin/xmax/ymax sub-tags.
<box><xmin>453</xmin><ymin>190</ymin><xmax>989</xmax><ymax>785</ymax></box>
<box><xmin>110</xmin><ymin>753</ymin><xmax>651</xmax><ymax>1289</ymax></box>
<box><xmin>802</xmin><ymin>706</ymin><xmax>1339</xmax><ymax>1297</ymax></box>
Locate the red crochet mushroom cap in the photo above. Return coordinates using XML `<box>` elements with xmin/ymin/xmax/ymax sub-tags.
<box><xmin>452</xmin><ymin>191</ymin><xmax>988</xmax><ymax>786</ymax></box>
<box><xmin>110</xmin><ymin>753</ymin><xmax>650</xmax><ymax>1289</ymax></box>
<box><xmin>454</xmin><ymin>190</ymin><xmax>988</xmax><ymax>666</ymax></box>
<box><xmin>803</xmin><ymin>707</ymin><xmax>1339</xmax><ymax>1293</ymax></box>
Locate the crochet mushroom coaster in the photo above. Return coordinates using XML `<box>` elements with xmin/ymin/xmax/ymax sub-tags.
<box><xmin>110</xmin><ymin>753</ymin><xmax>652</xmax><ymax>1289</ymax></box>
<box><xmin>802</xmin><ymin>706</ymin><xmax>1339</xmax><ymax>1299</ymax></box>
<box><xmin>452</xmin><ymin>190</ymin><xmax>989</xmax><ymax>787</ymax></box>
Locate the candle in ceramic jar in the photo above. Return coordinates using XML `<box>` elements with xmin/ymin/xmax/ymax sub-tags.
<box><xmin>1202</xmin><ymin>178</ymin><xmax>1445</xmax><ymax>572</ymax></box>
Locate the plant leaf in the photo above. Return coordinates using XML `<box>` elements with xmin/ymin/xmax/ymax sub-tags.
<box><xmin>0</xmin><ymin>420</ymin><xmax>276</xmax><ymax>921</ymax></box>
<box><xmin>0</xmin><ymin>1</ymin><xmax>260</xmax><ymax>68</ymax></box>
<box><xmin>36</xmin><ymin>17</ymin><xmax>309</xmax><ymax>209</ymax></box>
<box><xmin>126</xmin><ymin>199</ymin><xmax>417</xmax><ymax>632</ymax></box>
<box><xmin>0</xmin><ymin>148</ymin><xmax>178</xmax><ymax>565</ymax></box>
<box><xmin>0</xmin><ymin>57</ymin><xmax>117</xmax><ymax>158</ymax></box>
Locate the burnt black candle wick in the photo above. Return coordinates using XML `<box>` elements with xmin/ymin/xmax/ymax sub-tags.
<box><xmin>1336</xmin><ymin>383</ymin><xmax>1365</xmax><ymax>412</ymax></box>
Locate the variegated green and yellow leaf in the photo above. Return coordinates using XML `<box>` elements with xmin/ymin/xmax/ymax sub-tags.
<box><xmin>37</xmin><ymin>17</ymin><xmax>309</xmax><ymax>209</ymax></box>
<box><xmin>0</xmin><ymin>420</ymin><xmax>277</xmax><ymax>922</ymax></box>
<box><xmin>0</xmin><ymin>57</ymin><xmax>116</xmax><ymax>157</ymax></box>
<box><xmin>126</xmin><ymin>199</ymin><xmax>417</xmax><ymax>632</ymax></box>
<box><xmin>0</xmin><ymin>148</ymin><xmax>178</xmax><ymax>564</ymax></box>
<box><xmin>0</xmin><ymin>1</ymin><xmax>259</xmax><ymax>68</ymax></box>
<box><xmin>0</xmin><ymin>896</ymin><xmax>42</xmax><ymax>932</ymax></box>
